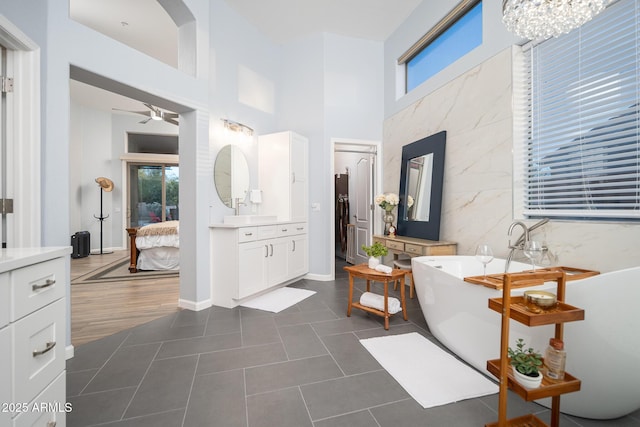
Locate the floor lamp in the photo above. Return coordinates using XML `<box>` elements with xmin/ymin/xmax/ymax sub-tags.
<box><xmin>94</xmin><ymin>177</ymin><xmax>114</xmax><ymax>255</ymax></box>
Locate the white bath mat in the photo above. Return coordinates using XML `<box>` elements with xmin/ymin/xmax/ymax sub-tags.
<box><xmin>359</xmin><ymin>332</ymin><xmax>498</xmax><ymax>408</ymax></box>
<box><xmin>240</xmin><ymin>287</ymin><xmax>316</xmax><ymax>313</ymax></box>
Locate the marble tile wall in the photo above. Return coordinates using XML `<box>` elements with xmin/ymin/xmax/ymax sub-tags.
<box><xmin>383</xmin><ymin>47</ymin><xmax>639</xmax><ymax>273</ymax></box>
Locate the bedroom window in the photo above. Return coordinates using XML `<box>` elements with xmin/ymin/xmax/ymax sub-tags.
<box><xmin>399</xmin><ymin>0</ymin><xmax>483</xmax><ymax>93</ymax></box>
<box><xmin>519</xmin><ymin>0</ymin><xmax>640</xmax><ymax>221</ymax></box>
<box><xmin>129</xmin><ymin>164</ymin><xmax>179</xmax><ymax>227</ymax></box>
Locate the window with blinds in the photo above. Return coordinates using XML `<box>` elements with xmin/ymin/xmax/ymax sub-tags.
<box><xmin>522</xmin><ymin>0</ymin><xmax>640</xmax><ymax>221</ymax></box>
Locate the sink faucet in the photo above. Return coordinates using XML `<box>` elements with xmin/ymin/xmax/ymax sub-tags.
<box><xmin>505</xmin><ymin>218</ymin><xmax>550</xmax><ymax>272</ymax></box>
<box><xmin>234</xmin><ymin>197</ymin><xmax>246</xmax><ymax>215</ymax></box>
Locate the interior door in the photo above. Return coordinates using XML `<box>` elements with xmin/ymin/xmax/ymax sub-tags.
<box><xmin>354</xmin><ymin>155</ymin><xmax>373</xmax><ymax>265</ymax></box>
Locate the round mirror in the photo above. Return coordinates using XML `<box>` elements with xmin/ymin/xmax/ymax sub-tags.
<box><xmin>214</xmin><ymin>145</ymin><xmax>250</xmax><ymax>208</ymax></box>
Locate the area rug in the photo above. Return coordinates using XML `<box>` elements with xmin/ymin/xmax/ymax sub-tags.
<box><xmin>72</xmin><ymin>257</ymin><xmax>179</xmax><ymax>284</ymax></box>
<box><xmin>359</xmin><ymin>332</ymin><xmax>498</xmax><ymax>408</ymax></box>
<box><xmin>240</xmin><ymin>287</ymin><xmax>316</xmax><ymax>313</ymax></box>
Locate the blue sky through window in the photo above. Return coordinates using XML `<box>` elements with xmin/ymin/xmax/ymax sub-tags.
<box><xmin>406</xmin><ymin>1</ymin><xmax>483</xmax><ymax>92</ymax></box>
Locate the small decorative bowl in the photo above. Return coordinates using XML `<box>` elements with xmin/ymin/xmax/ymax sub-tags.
<box><xmin>523</xmin><ymin>290</ymin><xmax>557</xmax><ymax>312</ymax></box>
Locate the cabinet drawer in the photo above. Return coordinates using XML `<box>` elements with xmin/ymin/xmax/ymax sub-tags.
<box><xmin>425</xmin><ymin>244</ymin><xmax>457</xmax><ymax>256</ymax></box>
<box><xmin>290</xmin><ymin>223</ymin><xmax>307</xmax><ymax>235</ymax></box>
<box><xmin>277</xmin><ymin>223</ymin><xmax>307</xmax><ymax>237</ymax></box>
<box><xmin>13</xmin><ymin>371</ymin><xmax>66</xmax><ymax>427</ymax></box>
<box><xmin>385</xmin><ymin>240</ymin><xmax>404</xmax><ymax>251</ymax></box>
<box><xmin>13</xmin><ymin>298</ymin><xmax>65</xmax><ymax>404</ymax></box>
<box><xmin>0</xmin><ymin>273</ymin><xmax>9</xmax><ymax>328</ymax></box>
<box><xmin>257</xmin><ymin>225</ymin><xmax>277</xmax><ymax>239</ymax></box>
<box><xmin>276</xmin><ymin>224</ymin><xmax>293</xmax><ymax>237</ymax></box>
<box><xmin>12</xmin><ymin>258</ymin><xmax>66</xmax><ymax>321</ymax></box>
<box><xmin>238</xmin><ymin>227</ymin><xmax>258</xmax><ymax>243</ymax></box>
<box><xmin>404</xmin><ymin>244</ymin><xmax>423</xmax><ymax>256</ymax></box>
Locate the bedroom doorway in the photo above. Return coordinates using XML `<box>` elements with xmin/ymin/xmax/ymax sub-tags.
<box><xmin>128</xmin><ymin>163</ymin><xmax>179</xmax><ymax>227</ymax></box>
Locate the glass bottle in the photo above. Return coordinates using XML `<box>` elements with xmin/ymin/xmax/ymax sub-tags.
<box><xmin>544</xmin><ymin>338</ymin><xmax>566</xmax><ymax>381</ymax></box>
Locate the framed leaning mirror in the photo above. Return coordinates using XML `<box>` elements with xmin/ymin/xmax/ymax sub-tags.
<box><xmin>397</xmin><ymin>131</ymin><xmax>446</xmax><ymax>241</ymax></box>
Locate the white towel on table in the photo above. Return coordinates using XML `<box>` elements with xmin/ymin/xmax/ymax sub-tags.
<box><xmin>375</xmin><ymin>264</ymin><xmax>393</xmax><ymax>274</ymax></box>
<box><xmin>360</xmin><ymin>291</ymin><xmax>401</xmax><ymax>314</ymax></box>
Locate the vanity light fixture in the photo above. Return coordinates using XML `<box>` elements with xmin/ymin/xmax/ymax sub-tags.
<box><xmin>221</xmin><ymin>118</ymin><xmax>254</xmax><ymax>136</ymax></box>
<box><xmin>502</xmin><ymin>0</ymin><xmax>610</xmax><ymax>40</ymax></box>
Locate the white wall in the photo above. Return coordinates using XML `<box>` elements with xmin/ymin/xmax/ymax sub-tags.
<box><xmin>279</xmin><ymin>34</ymin><xmax>384</xmax><ymax>278</ymax></box>
<box><xmin>384</xmin><ymin>47</ymin><xmax>640</xmax><ymax>273</ymax></box>
<box><xmin>384</xmin><ymin>0</ymin><xmax>520</xmax><ymax>118</ymax></box>
<box><xmin>207</xmin><ymin>0</ymin><xmax>283</xmax><ymax>220</ymax></box>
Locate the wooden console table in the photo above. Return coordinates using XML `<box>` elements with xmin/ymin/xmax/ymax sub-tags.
<box><xmin>373</xmin><ymin>234</ymin><xmax>457</xmax><ymax>259</ymax></box>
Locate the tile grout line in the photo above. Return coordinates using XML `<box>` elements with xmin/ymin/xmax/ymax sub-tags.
<box><xmin>75</xmin><ymin>330</ymin><xmax>133</xmax><ymax>397</ymax></box>
<box><xmin>180</xmin><ymin>353</ymin><xmax>201</xmax><ymax>427</ymax></box>
<box><xmin>118</xmin><ymin>344</ymin><xmax>163</xmax><ymax>421</ymax></box>
<box><xmin>243</xmin><ymin>367</ymin><xmax>250</xmax><ymax>427</ymax></box>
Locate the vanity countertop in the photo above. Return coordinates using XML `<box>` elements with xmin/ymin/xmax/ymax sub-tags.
<box><xmin>0</xmin><ymin>247</ymin><xmax>71</xmax><ymax>274</ymax></box>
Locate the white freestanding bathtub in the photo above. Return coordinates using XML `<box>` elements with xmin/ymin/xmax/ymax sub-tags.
<box><xmin>412</xmin><ymin>255</ymin><xmax>640</xmax><ymax>420</ymax></box>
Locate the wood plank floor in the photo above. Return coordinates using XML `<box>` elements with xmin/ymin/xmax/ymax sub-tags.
<box><xmin>70</xmin><ymin>250</ymin><xmax>180</xmax><ymax>347</ymax></box>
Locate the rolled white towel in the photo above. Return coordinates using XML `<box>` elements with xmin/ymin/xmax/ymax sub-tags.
<box><xmin>359</xmin><ymin>291</ymin><xmax>401</xmax><ymax>314</ymax></box>
<box><xmin>374</xmin><ymin>264</ymin><xmax>393</xmax><ymax>274</ymax></box>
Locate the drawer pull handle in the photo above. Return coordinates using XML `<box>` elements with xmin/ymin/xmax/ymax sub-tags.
<box><xmin>32</xmin><ymin>279</ymin><xmax>55</xmax><ymax>291</ymax></box>
<box><xmin>282</xmin><ymin>228</ymin><xmax>288</xmax><ymax>232</ymax></box>
<box><xmin>265</xmin><ymin>245</ymin><xmax>269</xmax><ymax>257</ymax></box>
<box><xmin>292</xmin><ymin>240</ymin><xmax>296</xmax><ymax>251</ymax></box>
<box><xmin>33</xmin><ymin>341</ymin><xmax>56</xmax><ymax>357</ymax></box>
<box><xmin>296</xmin><ymin>227</ymin><xmax>304</xmax><ymax>230</ymax></box>
<box><xmin>270</xmin><ymin>244</ymin><xmax>274</xmax><ymax>256</ymax></box>
<box><xmin>244</xmin><ymin>232</ymin><xmax>253</xmax><ymax>236</ymax></box>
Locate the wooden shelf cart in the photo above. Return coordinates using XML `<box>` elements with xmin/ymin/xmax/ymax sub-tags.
<box><xmin>485</xmin><ymin>270</ymin><xmax>585</xmax><ymax>427</ymax></box>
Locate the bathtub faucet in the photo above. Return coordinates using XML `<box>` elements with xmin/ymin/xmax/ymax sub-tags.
<box><xmin>505</xmin><ymin>218</ymin><xmax>550</xmax><ymax>272</ymax></box>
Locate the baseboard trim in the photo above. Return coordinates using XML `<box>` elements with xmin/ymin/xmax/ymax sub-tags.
<box><xmin>66</xmin><ymin>344</ymin><xmax>75</xmax><ymax>360</ymax></box>
<box><xmin>304</xmin><ymin>273</ymin><xmax>333</xmax><ymax>281</ymax></box>
<box><xmin>178</xmin><ymin>298</ymin><xmax>211</xmax><ymax>311</ymax></box>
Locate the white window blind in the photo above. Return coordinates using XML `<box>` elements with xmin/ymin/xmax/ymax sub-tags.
<box><xmin>522</xmin><ymin>0</ymin><xmax>640</xmax><ymax>220</ymax></box>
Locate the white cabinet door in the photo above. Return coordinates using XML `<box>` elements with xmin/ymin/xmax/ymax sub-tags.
<box><xmin>290</xmin><ymin>133</ymin><xmax>308</xmax><ymax>222</ymax></box>
<box><xmin>259</xmin><ymin>131</ymin><xmax>308</xmax><ymax>222</ymax></box>
<box><xmin>238</xmin><ymin>241</ymin><xmax>268</xmax><ymax>299</ymax></box>
<box><xmin>267</xmin><ymin>238</ymin><xmax>289</xmax><ymax>286</ymax></box>
<box><xmin>288</xmin><ymin>234</ymin><xmax>308</xmax><ymax>279</ymax></box>
<box><xmin>0</xmin><ymin>326</ymin><xmax>10</xmax><ymax>425</ymax></box>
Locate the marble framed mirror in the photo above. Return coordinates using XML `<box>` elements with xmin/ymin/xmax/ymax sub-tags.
<box><xmin>214</xmin><ymin>145</ymin><xmax>250</xmax><ymax>208</ymax></box>
<box><xmin>397</xmin><ymin>131</ymin><xmax>446</xmax><ymax>240</ymax></box>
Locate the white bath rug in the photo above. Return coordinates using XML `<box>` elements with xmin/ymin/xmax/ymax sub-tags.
<box><xmin>359</xmin><ymin>332</ymin><xmax>498</xmax><ymax>408</ymax></box>
<box><xmin>240</xmin><ymin>287</ymin><xmax>316</xmax><ymax>313</ymax></box>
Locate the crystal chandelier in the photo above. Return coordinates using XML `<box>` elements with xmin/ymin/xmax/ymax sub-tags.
<box><xmin>502</xmin><ymin>0</ymin><xmax>610</xmax><ymax>40</ymax></box>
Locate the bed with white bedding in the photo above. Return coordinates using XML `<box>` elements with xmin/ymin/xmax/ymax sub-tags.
<box><xmin>126</xmin><ymin>221</ymin><xmax>179</xmax><ymax>273</ymax></box>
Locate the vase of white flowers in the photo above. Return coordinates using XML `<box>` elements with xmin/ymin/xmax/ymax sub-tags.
<box><xmin>375</xmin><ymin>193</ymin><xmax>399</xmax><ymax>235</ymax></box>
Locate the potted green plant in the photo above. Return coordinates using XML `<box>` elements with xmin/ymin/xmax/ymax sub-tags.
<box><xmin>361</xmin><ymin>242</ymin><xmax>388</xmax><ymax>269</ymax></box>
<box><xmin>508</xmin><ymin>338</ymin><xmax>543</xmax><ymax>389</ymax></box>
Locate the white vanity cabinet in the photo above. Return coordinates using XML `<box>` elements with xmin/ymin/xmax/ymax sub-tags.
<box><xmin>211</xmin><ymin>222</ymin><xmax>308</xmax><ymax>308</ymax></box>
<box><xmin>258</xmin><ymin>131</ymin><xmax>308</xmax><ymax>222</ymax></box>
<box><xmin>0</xmin><ymin>247</ymin><xmax>70</xmax><ymax>427</ymax></box>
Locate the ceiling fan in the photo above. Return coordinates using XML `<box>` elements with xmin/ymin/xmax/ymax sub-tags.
<box><xmin>113</xmin><ymin>102</ymin><xmax>179</xmax><ymax>125</ymax></box>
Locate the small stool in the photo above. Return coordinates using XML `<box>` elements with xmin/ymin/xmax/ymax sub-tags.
<box><xmin>393</xmin><ymin>258</ymin><xmax>415</xmax><ymax>299</ymax></box>
<box><xmin>343</xmin><ymin>264</ymin><xmax>408</xmax><ymax>330</ymax></box>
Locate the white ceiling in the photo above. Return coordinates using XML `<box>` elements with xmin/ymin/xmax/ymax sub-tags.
<box><xmin>69</xmin><ymin>0</ymin><xmax>423</xmax><ymax>113</ymax></box>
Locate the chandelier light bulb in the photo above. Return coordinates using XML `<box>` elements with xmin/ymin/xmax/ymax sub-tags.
<box><xmin>502</xmin><ymin>0</ymin><xmax>610</xmax><ymax>40</ymax></box>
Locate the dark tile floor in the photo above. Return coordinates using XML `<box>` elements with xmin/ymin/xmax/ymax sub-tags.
<box><xmin>67</xmin><ymin>261</ymin><xmax>640</xmax><ymax>426</ymax></box>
